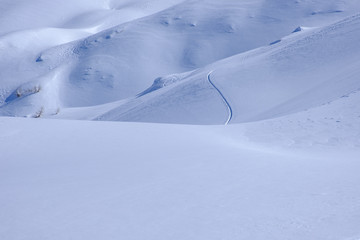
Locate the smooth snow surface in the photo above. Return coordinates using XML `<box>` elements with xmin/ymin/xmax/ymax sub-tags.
<box><xmin>1</xmin><ymin>0</ymin><xmax>360</xmax><ymax>239</ymax></box>
<box><xmin>1</xmin><ymin>91</ymin><xmax>360</xmax><ymax>239</ymax></box>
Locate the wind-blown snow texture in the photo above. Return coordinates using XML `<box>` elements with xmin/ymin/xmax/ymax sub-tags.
<box><xmin>1</xmin><ymin>0</ymin><xmax>360</xmax><ymax>239</ymax></box>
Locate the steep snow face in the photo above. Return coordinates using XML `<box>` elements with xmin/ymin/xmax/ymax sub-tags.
<box><xmin>1</xmin><ymin>0</ymin><xmax>360</xmax><ymax>118</ymax></box>
<box><xmin>70</xmin><ymin>13</ymin><xmax>360</xmax><ymax>124</ymax></box>
<box><xmin>53</xmin><ymin>0</ymin><xmax>360</xmax><ymax>107</ymax></box>
<box><xmin>212</xmin><ymin>13</ymin><xmax>360</xmax><ymax>123</ymax></box>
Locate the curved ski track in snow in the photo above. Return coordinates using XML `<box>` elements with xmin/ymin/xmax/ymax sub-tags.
<box><xmin>207</xmin><ymin>72</ymin><xmax>233</xmax><ymax>125</ymax></box>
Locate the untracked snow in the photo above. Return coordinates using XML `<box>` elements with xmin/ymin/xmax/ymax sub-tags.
<box><xmin>1</xmin><ymin>89</ymin><xmax>360</xmax><ymax>239</ymax></box>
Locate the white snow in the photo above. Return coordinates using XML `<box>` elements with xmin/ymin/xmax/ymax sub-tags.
<box><xmin>1</xmin><ymin>94</ymin><xmax>360</xmax><ymax>239</ymax></box>
<box><xmin>1</xmin><ymin>0</ymin><xmax>360</xmax><ymax>239</ymax></box>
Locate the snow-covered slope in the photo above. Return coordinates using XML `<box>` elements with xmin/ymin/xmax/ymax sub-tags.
<box><xmin>0</xmin><ymin>0</ymin><xmax>185</xmax><ymax>113</ymax></box>
<box><xmin>1</xmin><ymin>1</ymin><xmax>360</xmax><ymax>239</ymax></box>
<box><xmin>52</xmin><ymin>13</ymin><xmax>360</xmax><ymax>124</ymax></box>
<box><xmin>1</xmin><ymin>88</ymin><xmax>360</xmax><ymax>239</ymax></box>
<box><xmin>1</xmin><ymin>0</ymin><xmax>360</xmax><ymax>119</ymax></box>
<box><xmin>0</xmin><ymin>0</ymin><xmax>186</xmax><ymax>35</ymax></box>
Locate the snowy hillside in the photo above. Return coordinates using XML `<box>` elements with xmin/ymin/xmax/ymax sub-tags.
<box><xmin>77</xmin><ymin>13</ymin><xmax>360</xmax><ymax>124</ymax></box>
<box><xmin>1</xmin><ymin>0</ymin><xmax>360</xmax><ymax>239</ymax></box>
<box><xmin>1</xmin><ymin>0</ymin><xmax>360</xmax><ymax>120</ymax></box>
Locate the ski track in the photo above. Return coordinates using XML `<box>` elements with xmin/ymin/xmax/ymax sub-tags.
<box><xmin>207</xmin><ymin>71</ymin><xmax>233</xmax><ymax>125</ymax></box>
